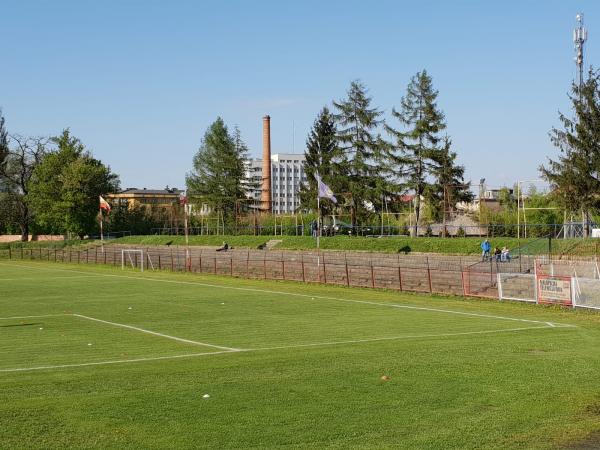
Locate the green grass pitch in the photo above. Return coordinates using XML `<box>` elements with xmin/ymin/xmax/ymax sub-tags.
<box><xmin>1</xmin><ymin>260</ymin><xmax>599</xmax><ymax>449</ymax></box>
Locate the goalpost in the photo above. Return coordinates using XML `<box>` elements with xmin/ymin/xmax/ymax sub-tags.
<box><xmin>121</xmin><ymin>249</ymin><xmax>144</xmax><ymax>272</ymax></box>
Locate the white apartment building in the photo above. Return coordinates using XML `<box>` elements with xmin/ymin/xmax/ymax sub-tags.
<box><xmin>245</xmin><ymin>153</ymin><xmax>307</xmax><ymax>214</ymax></box>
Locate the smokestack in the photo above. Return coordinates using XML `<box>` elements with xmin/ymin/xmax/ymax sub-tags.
<box><xmin>261</xmin><ymin>115</ymin><xmax>272</xmax><ymax>212</ymax></box>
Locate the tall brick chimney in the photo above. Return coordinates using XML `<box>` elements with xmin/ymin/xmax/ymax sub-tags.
<box><xmin>261</xmin><ymin>115</ymin><xmax>272</xmax><ymax>212</ymax></box>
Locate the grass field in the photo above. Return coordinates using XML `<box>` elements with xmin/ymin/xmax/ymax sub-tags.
<box><xmin>1</xmin><ymin>261</ymin><xmax>600</xmax><ymax>449</ymax></box>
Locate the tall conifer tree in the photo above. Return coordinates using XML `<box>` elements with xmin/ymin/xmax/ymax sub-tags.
<box><xmin>425</xmin><ymin>137</ymin><xmax>472</xmax><ymax>223</ymax></box>
<box><xmin>541</xmin><ymin>69</ymin><xmax>600</xmax><ymax>236</ymax></box>
<box><xmin>298</xmin><ymin>107</ymin><xmax>339</xmax><ymax>213</ymax></box>
<box><xmin>333</xmin><ymin>80</ymin><xmax>388</xmax><ymax>227</ymax></box>
<box><xmin>186</xmin><ymin>118</ymin><xmax>249</xmax><ymax>223</ymax></box>
<box><xmin>386</xmin><ymin>70</ymin><xmax>446</xmax><ymax>235</ymax></box>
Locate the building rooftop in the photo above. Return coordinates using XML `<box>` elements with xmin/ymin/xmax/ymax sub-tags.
<box><xmin>116</xmin><ymin>188</ymin><xmax>182</xmax><ymax>195</ymax></box>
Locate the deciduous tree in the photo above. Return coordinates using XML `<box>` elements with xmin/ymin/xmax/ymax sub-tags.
<box><xmin>0</xmin><ymin>111</ymin><xmax>47</xmax><ymax>240</ymax></box>
<box><xmin>28</xmin><ymin>130</ymin><xmax>119</xmax><ymax>237</ymax></box>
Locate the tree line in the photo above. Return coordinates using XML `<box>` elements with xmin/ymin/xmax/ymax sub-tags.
<box><xmin>190</xmin><ymin>67</ymin><xmax>600</xmax><ymax>236</ymax></box>
<box><xmin>3</xmin><ymin>66</ymin><xmax>598</xmax><ymax>240</ymax></box>
<box><xmin>0</xmin><ymin>115</ymin><xmax>118</xmax><ymax>240</ymax></box>
<box><xmin>189</xmin><ymin>71</ymin><xmax>473</xmax><ymax>234</ymax></box>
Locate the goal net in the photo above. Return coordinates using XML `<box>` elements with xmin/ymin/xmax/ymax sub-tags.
<box><xmin>497</xmin><ymin>273</ymin><xmax>535</xmax><ymax>302</ymax></box>
<box><xmin>573</xmin><ymin>277</ymin><xmax>600</xmax><ymax>310</ymax></box>
<box><xmin>121</xmin><ymin>249</ymin><xmax>144</xmax><ymax>272</ymax></box>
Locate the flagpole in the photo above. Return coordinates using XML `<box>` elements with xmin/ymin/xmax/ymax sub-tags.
<box><xmin>185</xmin><ymin>204</ymin><xmax>190</xmax><ymax>271</ymax></box>
<box><xmin>100</xmin><ymin>204</ymin><xmax>104</xmax><ymax>253</ymax></box>
<box><xmin>317</xmin><ymin>194</ymin><xmax>320</xmax><ymax>281</ymax></box>
<box><xmin>182</xmin><ymin>191</ymin><xmax>190</xmax><ymax>271</ymax></box>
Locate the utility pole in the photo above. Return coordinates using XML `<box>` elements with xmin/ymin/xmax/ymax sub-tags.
<box><xmin>574</xmin><ymin>13</ymin><xmax>587</xmax><ymax>98</ymax></box>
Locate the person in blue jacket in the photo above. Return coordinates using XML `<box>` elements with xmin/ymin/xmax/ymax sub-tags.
<box><xmin>481</xmin><ymin>239</ymin><xmax>491</xmax><ymax>261</ymax></box>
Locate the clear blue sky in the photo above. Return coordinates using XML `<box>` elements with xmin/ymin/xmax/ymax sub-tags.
<box><xmin>1</xmin><ymin>0</ymin><xmax>596</xmax><ymax>191</ymax></box>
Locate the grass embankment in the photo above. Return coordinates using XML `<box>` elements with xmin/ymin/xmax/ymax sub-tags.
<box><xmin>0</xmin><ymin>239</ymin><xmax>96</xmax><ymax>251</ymax></box>
<box><xmin>0</xmin><ymin>260</ymin><xmax>599</xmax><ymax>449</ymax></box>
<box><xmin>114</xmin><ymin>235</ymin><xmax>559</xmax><ymax>255</ymax></box>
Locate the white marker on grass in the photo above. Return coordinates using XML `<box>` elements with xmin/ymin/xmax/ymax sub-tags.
<box><xmin>203</xmin><ymin>394</ymin><xmax>210</xmax><ymax>399</ymax></box>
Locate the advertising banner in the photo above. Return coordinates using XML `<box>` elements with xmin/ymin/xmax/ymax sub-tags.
<box><xmin>536</xmin><ymin>275</ymin><xmax>572</xmax><ymax>306</ymax></box>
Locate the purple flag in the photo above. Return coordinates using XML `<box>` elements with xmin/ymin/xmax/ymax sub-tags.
<box><xmin>315</xmin><ymin>173</ymin><xmax>337</xmax><ymax>203</ymax></box>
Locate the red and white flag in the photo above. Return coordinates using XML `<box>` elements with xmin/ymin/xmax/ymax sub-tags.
<box><xmin>179</xmin><ymin>191</ymin><xmax>188</xmax><ymax>206</ymax></box>
<box><xmin>99</xmin><ymin>196</ymin><xmax>111</xmax><ymax>213</ymax></box>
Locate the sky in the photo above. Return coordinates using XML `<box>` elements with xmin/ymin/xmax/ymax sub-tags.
<box><xmin>1</xmin><ymin>0</ymin><xmax>598</xmax><ymax>192</ymax></box>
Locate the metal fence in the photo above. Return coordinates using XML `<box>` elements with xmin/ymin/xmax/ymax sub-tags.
<box><xmin>3</xmin><ymin>245</ymin><xmax>484</xmax><ymax>297</ymax></box>
<box><xmin>5</xmin><ymin>245</ymin><xmax>600</xmax><ymax>311</ymax></box>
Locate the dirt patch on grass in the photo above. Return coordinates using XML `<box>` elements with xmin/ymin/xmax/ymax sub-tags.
<box><xmin>562</xmin><ymin>430</ymin><xmax>600</xmax><ymax>450</ymax></box>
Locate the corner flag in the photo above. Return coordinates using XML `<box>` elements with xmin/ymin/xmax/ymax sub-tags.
<box><xmin>99</xmin><ymin>196</ymin><xmax>111</xmax><ymax>213</ymax></box>
<box><xmin>315</xmin><ymin>173</ymin><xmax>337</xmax><ymax>203</ymax></box>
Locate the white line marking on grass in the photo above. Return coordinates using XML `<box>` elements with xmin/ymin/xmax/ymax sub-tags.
<box><xmin>0</xmin><ymin>262</ymin><xmax>578</xmax><ymax>329</ymax></box>
<box><xmin>247</xmin><ymin>325</ymin><xmax>562</xmax><ymax>351</ymax></box>
<box><xmin>0</xmin><ymin>275</ymin><xmax>102</xmax><ymax>282</ymax></box>
<box><xmin>72</xmin><ymin>314</ymin><xmax>241</xmax><ymax>352</ymax></box>
<box><xmin>0</xmin><ymin>350</ymin><xmax>236</xmax><ymax>373</ymax></box>
<box><xmin>0</xmin><ymin>323</ymin><xmax>574</xmax><ymax>373</ymax></box>
<box><xmin>0</xmin><ymin>314</ymin><xmax>67</xmax><ymax>320</ymax></box>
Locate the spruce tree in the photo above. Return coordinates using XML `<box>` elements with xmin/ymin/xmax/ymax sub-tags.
<box><xmin>333</xmin><ymin>80</ymin><xmax>388</xmax><ymax>227</ymax></box>
<box><xmin>186</xmin><ymin>118</ymin><xmax>249</xmax><ymax>223</ymax></box>
<box><xmin>298</xmin><ymin>107</ymin><xmax>339</xmax><ymax>213</ymax></box>
<box><xmin>386</xmin><ymin>70</ymin><xmax>447</xmax><ymax>236</ymax></box>
<box><xmin>541</xmin><ymin>69</ymin><xmax>600</xmax><ymax>236</ymax></box>
<box><xmin>425</xmin><ymin>137</ymin><xmax>473</xmax><ymax>225</ymax></box>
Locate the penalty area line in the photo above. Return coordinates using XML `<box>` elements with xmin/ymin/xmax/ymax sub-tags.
<box><xmin>0</xmin><ymin>350</ymin><xmax>236</xmax><ymax>373</ymax></box>
<box><xmin>0</xmin><ymin>322</ymin><xmax>573</xmax><ymax>373</ymax></box>
<box><xmin>71</xmin><ymin>314</ymin><xmax>241</xmax><ymax>352</ymax></box>
<box><xmin>0</xmin><ymin>275</ymin><xmax>103</xmax><ymax>282</ymax></box>
<box><xmin>246</xmin><ymin>324</ymin><xmax>568</xmax><ymax>351</ymax></box>
<box><xmin>0</xmin><ymin>314</ymin><xmax>68</xmax><ymax>320</ymax></box>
